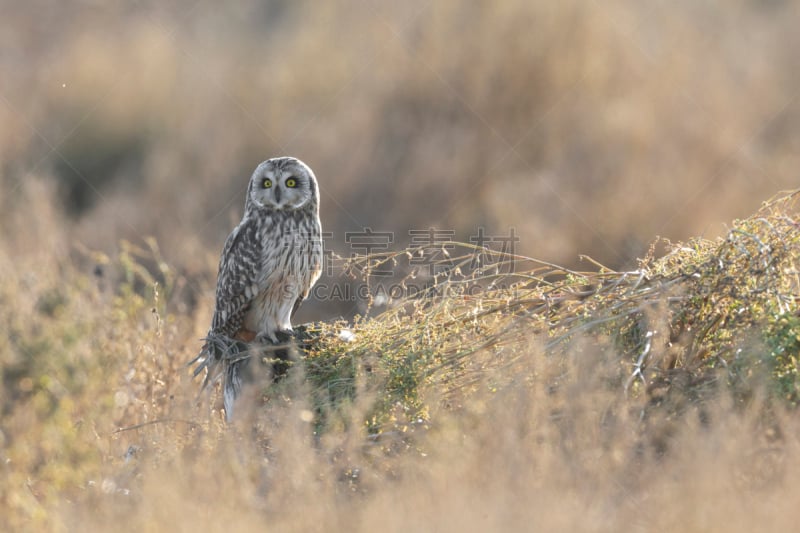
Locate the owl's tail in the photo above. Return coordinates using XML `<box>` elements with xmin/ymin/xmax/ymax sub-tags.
<box><xmin>189</xmin><ymin>334</ymin><xmax>256</xmax><ymax>422</ymax></box>
<box><xmin>223</xmin><ymin>359</ymin><xmax>247</xmax><ymax>422</ymax></box>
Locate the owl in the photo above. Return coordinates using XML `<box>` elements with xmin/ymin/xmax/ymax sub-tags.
<box><xmin>193</xmin><ymin>157</ymin><xmax>323</xmax><ymax>420</ymax></box>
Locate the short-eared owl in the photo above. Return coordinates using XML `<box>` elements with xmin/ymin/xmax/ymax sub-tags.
<box><xmin>194</xmin><ymin>157</ymin><xmax>322</xmax><ymax>419</ymax></box>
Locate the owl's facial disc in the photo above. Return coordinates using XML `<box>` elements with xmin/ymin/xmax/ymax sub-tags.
<box><xmin>249</xmin><ymin>158</ymin><xmax>316</xmax><ymax>211</ymax></box>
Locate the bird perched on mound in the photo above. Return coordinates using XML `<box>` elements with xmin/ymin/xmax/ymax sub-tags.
<box><xmin>191</xmin><ymin>157</ymin><xmax>323</xmax><ymax>420</ymax></box>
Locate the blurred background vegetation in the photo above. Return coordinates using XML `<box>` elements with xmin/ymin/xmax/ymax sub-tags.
<box><xmin>3</xmin><ymin>0</ymin><xmax>799</xmax><ymax>289</ymax></box>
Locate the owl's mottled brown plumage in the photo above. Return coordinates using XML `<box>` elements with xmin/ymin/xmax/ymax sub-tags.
<box><xmin>193</xmin><ymin>157</ymin><xmax>322</xmax><ymax>419</ymax></box>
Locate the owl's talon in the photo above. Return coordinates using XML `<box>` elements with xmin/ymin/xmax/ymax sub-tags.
<box><xmin>254</xmin><ymin>332</ymin><xmax>274</xmax><ymax>345</ymax></box>
<box><xmin>275</xmin><ymin>329</ymin><xmax>295</xmax><ymax>343</ymax></box>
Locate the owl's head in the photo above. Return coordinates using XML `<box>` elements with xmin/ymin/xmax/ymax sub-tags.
<box><xmin>246</xmin><ymin>157</ymin><xmax>319</xmax><ymax>212</ymax></box>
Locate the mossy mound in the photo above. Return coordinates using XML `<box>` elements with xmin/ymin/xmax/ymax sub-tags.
<box><xmin>289</xmin><ymin>190</ymin><xmax>800</xmax><ymax>431</ymax></box>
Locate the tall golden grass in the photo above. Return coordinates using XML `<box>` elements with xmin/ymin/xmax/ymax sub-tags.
<box><xmin>3</xmin><ymin>182</ymin><xmax>800</xmax><ymax>531</ymax></box>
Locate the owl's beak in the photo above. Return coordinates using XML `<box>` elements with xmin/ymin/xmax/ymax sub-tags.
<box><xmin>274</xmin><ymin>186</ymin><xmax>282</xmax><ymax>204</ymax></box>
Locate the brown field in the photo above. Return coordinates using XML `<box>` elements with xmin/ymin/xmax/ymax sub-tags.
<box><xmin>2</xmin><ymin>1</ymin><xmax>800</xmax><ymax>531</ymax></box>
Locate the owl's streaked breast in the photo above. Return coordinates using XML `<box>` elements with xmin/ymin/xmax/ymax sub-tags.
<box><xmin>243</xmin><ymin>213</ymin><xmax>322</xmax><ymax>338</ymax></box>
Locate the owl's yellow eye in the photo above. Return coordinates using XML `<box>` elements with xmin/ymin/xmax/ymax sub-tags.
<box><xmin>285</xmin><ymin>177</ymin><xmax>298</xmax><ymax>188</ymax></box>
<box><xmin>262</xmin><ymin>178</ymin><xmax>272</xmax><ymax>189</ymax></box>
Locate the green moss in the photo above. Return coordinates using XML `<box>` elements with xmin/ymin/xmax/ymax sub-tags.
<box><xmin>765</xmin><ymin>312</ymin><xmax>800</xmax><ymax>404</ymax></box>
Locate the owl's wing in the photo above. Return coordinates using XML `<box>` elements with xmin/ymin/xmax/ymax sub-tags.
<box><xmin>210</xmin><ymin>216</ymin><xmax>262</xmax><ymax>337</ymax></box>
<box><xmin>290</xmin><ymin>242</ymin><xmax>323</xmax><ymax>320</ymax></box>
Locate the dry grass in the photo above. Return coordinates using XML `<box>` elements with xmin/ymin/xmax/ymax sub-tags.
<box><xmin>4</xmin><ymin>190</ymin><xmax>800</xmax><ymax>531</ymax></box>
